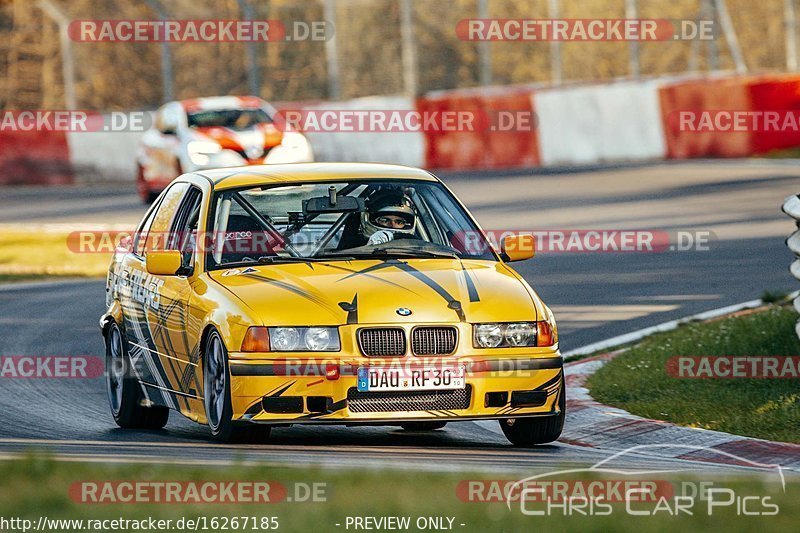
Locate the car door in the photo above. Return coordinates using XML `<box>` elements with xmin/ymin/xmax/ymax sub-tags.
<box><xmin>156</xmin><ymin>185</ymin><xmax>205</xmax><ymax>411</ymax></box>
<box><xmin>121</xmin><ymin>183</ymin><xmax>188</xmax><ymax>410</ymax></box>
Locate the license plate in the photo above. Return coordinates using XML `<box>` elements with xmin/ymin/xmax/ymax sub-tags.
<box><xmin>357</xmin><ymin>366</ymin><xmax>466</xmax><ymax>392</ymax></box>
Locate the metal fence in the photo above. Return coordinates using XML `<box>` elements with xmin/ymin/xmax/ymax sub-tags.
<box><xmin>3</xmin><ymin>0</ymin><xmax>800</xmax><ymax>110</ymax></box>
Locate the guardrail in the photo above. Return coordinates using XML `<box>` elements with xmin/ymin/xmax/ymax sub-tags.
<box><xmin>783</xmin><ymin>194</ymin><xmax>800</xmax><ymax>338</ymax></box>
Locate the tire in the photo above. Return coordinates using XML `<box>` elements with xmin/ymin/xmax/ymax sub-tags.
<box><xmin>105</xmin><ymin>322</ymin><xmax>169</xmax><ymax>429</ymax></box>
<box><xmin>400</xmin><ymin>421</ymin><xmax>447</xmax><ymax>431</ymax></box>
<box><xmin>500</xmin><ymin>388</ymin><xmax>565</xmax><ymax>446</ymax></box>
<box><xmin>204</xmin><ymin>329</ymin><xmax>271</xmax><ymax>443</ymax></box>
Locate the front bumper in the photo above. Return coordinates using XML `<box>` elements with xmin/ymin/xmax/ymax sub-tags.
<box><xmin>227</xmin><ymin>354</ymin><xmax>564</xmax><ymax>425</ymax></box>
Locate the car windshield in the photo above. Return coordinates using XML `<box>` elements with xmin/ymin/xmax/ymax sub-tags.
<box><xmin>187</xmin><ymin>108</ymin><xmax>272</xmax><ymax>130</ymax></box>
<box><xmin>206</xmin><ymin>180</ymin><xmax>497</xmax><ymax>268</ymax></box>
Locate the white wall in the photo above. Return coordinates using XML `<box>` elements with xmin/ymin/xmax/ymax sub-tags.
<box><xmin>301</xmin><ymin>96</ymin><xmax>425</xmax><ymax>167</ymax></box>
<box><xmin>534</xmin><ymin>80</ymin><xmax>667</xmax><ymax>166</ymax></box>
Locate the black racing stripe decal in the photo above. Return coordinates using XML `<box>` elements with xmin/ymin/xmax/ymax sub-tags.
<box><xmin>535</xmin><ymin>369</ymin><xmax>564</xmax><ymax>392</ymax></box>
<box><xmin>243</xmin><ymin>273</ymin><xmax>339</xmax><ymax>316</ymax></box>
<box><xmin>391</xmin><ymin>261</ymin><xmax>465</xmax><ymax>321</ymax></box>
<box><xmin>328</xmin><ymin>263</ymin><xmax>421</xmax><ymax>294</ymax></box>
<box><xmin>337</xmin><ymin>260</ymin><xmax>400</xmax><ymax>281</ymax></box>
<box><xmin>460</xmin><ymin>264</ymin><xmax>480</xmax><ymax>302</ymax></box>
<box><xmin>127</xmin><ymin>290</ymin><xmax>182</xmax><ymax>410</ymax></box>
<box><xmin>266</xmin><ymin>380</ymin><xmax>296</xmax><ymax>397</ymax></box>
<box><xmin>150</xmin><ymin>293</ymin><xmax>191</xmax><ymax>409</ymax></box>
<box><xmin>338</xmin><ymin>294</ymin><xmax>359</xmax><ymax>324</ymax></box>
<box><xmin>244</xmin><ymin>400</ymin><xmax>264</xmax><ymax>417</ymax></box>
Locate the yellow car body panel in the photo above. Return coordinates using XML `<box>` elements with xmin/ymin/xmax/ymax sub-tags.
<box><xmin>101</xmin><ymin>163</ymin><xmax>563</xmax><ymax>429</ymax></box>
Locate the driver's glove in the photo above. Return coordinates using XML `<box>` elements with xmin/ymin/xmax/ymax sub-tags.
<box><xmin>367</xmin><ymin>230</ymin><xmax>394</xmax><ymax>245</ymax></box>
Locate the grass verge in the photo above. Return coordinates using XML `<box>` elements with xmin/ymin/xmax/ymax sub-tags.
<box><xmin>0</xmin><ymin>455</ymin><xmax>796</xmax><ymax>532</ymax></box>
<box><xmin>0</xmin><ymin>230</ymin><xmax>110</xmax><ymax>279</ymax></box>
<box><xmin>588</xmin><ymin>306</ymin><xmax>800</xmax><ymax>443</ymax></box>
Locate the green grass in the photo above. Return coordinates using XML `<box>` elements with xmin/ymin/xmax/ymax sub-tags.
<box><xmin>0</xmin><ymin>230</ymin><xmax>110</xmax><ymax>279</ymax></box>
<box><xmin>589</xmin><ymin>306</ymin><xmax>800</xmax><ymax>443</ymax></box>
<box><xmin>0</xmin><ymin>456</ymin><xmax>797</xmax><ymax>532</ymax></box>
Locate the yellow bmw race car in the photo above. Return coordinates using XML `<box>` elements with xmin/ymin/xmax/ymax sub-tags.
<box><xmin>100</xmin><ymin>163</ymin><xmax>564</xmax><ymax>445</ymax></box>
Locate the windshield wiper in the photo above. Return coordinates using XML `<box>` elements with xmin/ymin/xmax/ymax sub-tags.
<box><xmin>369</xmin><ymin>247</ymin><xmax>459</xmax><ymax>259</ymax></box>
<box><xmin>255</xmin><ymin>255</ymin><xmax>356</xmax><ymax>264</ymax></box>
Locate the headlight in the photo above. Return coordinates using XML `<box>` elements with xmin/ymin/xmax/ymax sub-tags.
<box><xmin>270</xmin><ymin>326</ymin><xmax>340</xmax><ymax>352</ymax></box>
<box><xmin>187</xmin><ymin>140</ymin><xmax>222</xmax><ymax>165</ymax></box>
<box><xmin>270</xmin><ymin>327</ymin><xmax>301</xmax><ymax>351</ymax></box>
<box><xmin>473</xmin><ymin>321</ymin><xmax>554</xmax><ymax>348</ymax></box>
<box><xmin>474</xmin><ymin>323</ymin><xmax>504</xmax><ymax>348</ymax></box>
<box><xmin>281</xmin><ymin>132</ymin><xmax>308</xmax><ymax>150</ymax></box>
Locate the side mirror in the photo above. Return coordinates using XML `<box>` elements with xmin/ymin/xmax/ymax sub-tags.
<box><xmin>500</xmin><ymin>234</ymin><xmax>535</xmax><ymax>262</ymax></box>
<box><xmin>146</xmin><ymin>250</ymin><xmax>183</xmax><ymax>276</ymax></box>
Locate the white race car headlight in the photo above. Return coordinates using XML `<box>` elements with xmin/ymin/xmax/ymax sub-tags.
<box><xmin>187</xmin><ymin>140</ymin><xmax>223</xmax><ymax>165</ymax></box>
<box><xmin>281</xmin><ymin>131</ymin><xmax>309</xmax><ymax>150</ymax></box>
<box><xmin>473</xmin><ymin>322</ymin><xmax>553</xmax><ymax>348</ymax></box>
<box><xmin>269</xmin><ymin>326</ymin><xmax>340</xmax><ymax>352</ymax></box>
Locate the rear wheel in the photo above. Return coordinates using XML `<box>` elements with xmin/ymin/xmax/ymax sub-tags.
<box><xmin>204</xmin><ymin>329</ymin><xmax>271</xmax><ymax>443</ymax></box>
<box><xmin>105</xmin><ymin>322</ymin><xmax>169</xmax><ymax>429</ymax></box>
<box><xmin>400</xmin><ymin>421</ymin><xmax>447</xmax><ymax>431</ymax></box>
<box><xmin>500</xmin><ymin>389</ymin><xmax>565</xmax><ymax>446</ymax></box>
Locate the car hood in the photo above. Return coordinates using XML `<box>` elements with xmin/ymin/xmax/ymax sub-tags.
<box><xmin>207</xmin><ymin>259</ymin><xmax>543</xmax><ymax>326</ymax></box>
<box><xmin>193</xmin><ymin>123</ymin><xmax>284</xmax><ymax>156</ymax></box>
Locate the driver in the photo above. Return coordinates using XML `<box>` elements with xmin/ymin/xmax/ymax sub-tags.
<box><xmin>361</xmin><ymin>189</ymin><xmax>418</xmax><ymax>245</ymax></box>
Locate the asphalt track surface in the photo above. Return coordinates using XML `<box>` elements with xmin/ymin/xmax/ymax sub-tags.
<box><xmin>1</xmin><ymin>160</ymin><xmax>799</xmax><ymax>473</ymax></box>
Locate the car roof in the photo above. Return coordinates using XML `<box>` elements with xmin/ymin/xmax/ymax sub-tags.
<box><xmin>193</xmin><ymin>163</ymin><xmax>439</xmax><ymax>190</ymax></box>
<box><xmin>179</xmin><ymin>96</ymin><xmax>265</xmax><ymax>112</ymax></box>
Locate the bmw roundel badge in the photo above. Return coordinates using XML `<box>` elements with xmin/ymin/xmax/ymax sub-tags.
<box><xmin>396</xmin><ymin>307</ymin><xmax>412</xmax><ymax>316</ymax></box>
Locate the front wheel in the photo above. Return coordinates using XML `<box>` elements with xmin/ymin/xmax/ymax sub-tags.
<box><xmin>204</xmin><ymin>329</ymin><xmax>271</xmax><ymax>443</ymax></box>
<box><xmin>105</xmin><ymin>322</ymin><xmax>169</xmax><ymax>429</ymax></box>
<box><xmin>500</xmin><ymin>389</ymin><xmax>565</xmax><ymax>446</ymax></box>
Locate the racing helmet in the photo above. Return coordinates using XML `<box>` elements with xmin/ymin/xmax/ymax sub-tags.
<box><xmin>361</xmin><ymin>189</ymin><xmax>417</xmax><ymax>239</ymax></box>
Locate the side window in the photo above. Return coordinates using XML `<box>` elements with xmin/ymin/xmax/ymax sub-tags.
<box><xmin>133</xmin><ymin>199</ymin><xmax>162</xmax><ymax>257</ymax></box>
<box><xmin>143</xmin><ymin>183</ymin><xmax>189</xmax><ymax>254</ymax></box>
<box><xmin>169</xmin><ymin>187</ymin><xmax>203</xmax><ymax>269</ymax></box>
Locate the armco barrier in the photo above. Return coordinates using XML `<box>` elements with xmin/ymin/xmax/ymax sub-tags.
<box><xmin>418</xmin><ymin>87</ymin><xmax>539</xmax><ymax>170</ymax></box>
<box><xmin>782</xmin><ymin>193</ymin><xmax>800</xmax><ymax>339</ymax></box>
<box><xmin>748</xmin><ymin>75</ymin><xmax>800</xmax><ymax>155</ymax></box>
<box><xmin>10</xmin><ymin>73</ymin><xmax>800</xmax><ymax>185</ymax></box>
<box><xmin>0</xmin><ymin>129</ymin><xmax>73</xmax><ymax>185</ymax></box>
<box><xmin>534</xmin><ymin>80</ymin><xmax>667</xmax><ymax>166</ymax></box>
<box><xmin>659</xmin><ymin>76</ymin><xmax>755</xmax><ymax>159</ymax></box>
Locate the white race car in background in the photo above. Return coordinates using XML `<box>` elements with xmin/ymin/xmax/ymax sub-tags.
<box><xmin>135</xmin><ymin>96</ymin><xmax>314</xmax><ymax>202</ymax></box>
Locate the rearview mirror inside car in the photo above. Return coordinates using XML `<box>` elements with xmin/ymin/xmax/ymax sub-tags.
<box><xmin>303</xmin><ymin>194</ymin><xmax>364</xmax><ymax>214</ymax></box>
<box><xmin>146</xmin><ymin>250</ymin><xmax>183</xmax><ymax>276</ymax></box>
<box><xmin>501</xmin><ymin>234</ymin><xmax>535</xmax><ymax>262</ymax></box>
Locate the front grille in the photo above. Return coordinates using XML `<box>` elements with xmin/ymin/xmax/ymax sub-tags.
<box><xmin>358</xmin><ymin>328</ymin><xmax>406</xmax><ymax>357</ymax></box>
<box><xmin>347</xmin><ymin>386</ymin><xmax>472</xmax><ymax>413</ymax></box>
<box><xmin>412</xmin><ymin>326</ymin><xmax>458</xmax><ymax>355</ymax></box>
